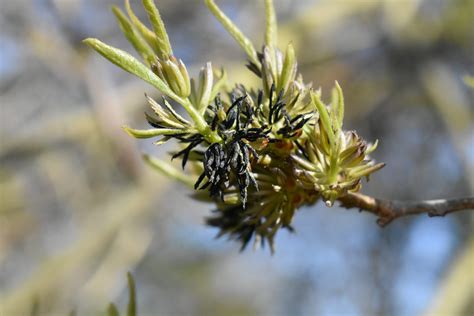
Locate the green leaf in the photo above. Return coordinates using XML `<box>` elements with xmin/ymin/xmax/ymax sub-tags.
<box><xmin>277</xmin><ymin>42</ymin><xmax>296</xmax><ymax>92</ymax></box>
<box><xmin>112</xmin><ymin>6</ymin><xmax>155</xmax><ymax>65</ymax></box>
<box><xmin>142</xmin><ymin>0</ymin><xmax>173</xmax><ymax>59</ymax></box>
<box><xmin>160</xmin><ymin>96</ymin><xmax>191</xmax><ymax>125</ymax></box>
<box><xmin>161</xmin><ymin>59</ymin><xmax>187</xmax><ymax>96</ymax></box>
<box><xmin>336</xmin><ymin>81</ymin><xmax>344</xmax><ymax>128</ymax></box>
<box><xmin>197</xmin><ymin>62</ymin><xmax>213</xmax><ymax>112</ymax></box>
<box><xmin>84</xmin><ymin>39</ymin><xmax>215</xmax><ymax>137</ymax></box>
<box><xmin>331</xmin><ymin>81</ymin><xmax>344</xmax><ymax>130</ymax></box>
<box><xmin>107</xmin><ymin>304</ymin><xmax>120</xmax><ymax>316</ymax></box>
<box><xmin>291</xmin><ymin>154</ymin><xmax>318</xmax><ymax>172</ymax></box>
<box><xmin>122</xmin><ymin>126</ymin><xmax>184</xmax><ymax>139</ymax></box>
<box><xmin>124</xmin><ymin>0</ymin><xmax>160</xmax><ymax>54</ymax></box>
<box><xmin>366</xmin><ymin>139</ymin><xmax>379</xmax><ymax>154</ymax></box>
<box><xmin>204</xmin><ymin>0</ymin><xmax>259</xmax><ymax>66</ymax></box>
<box><xmin>311</xmin><ymin>91</ymin><xmax>336</xmax><ymax>146</ymax></box>
<box><xmin>264</xmin><ymin>0</ymin><xmax>278</xmax><ymax>47</ymax></box>
<box><xmin>83</xmin><ymin>38</ymin><xmax>180</xmax><ymax>102</ymax></box>
<box><xmin>349</xmin><ymin>162</ymin><xmax>386</xmax><ymax>179</ymax></box>
<box><xmin>126</xmin><ymin>272</ymin><xmax>136</xmax><ymax>316</ymax></box>
<box><xmin>177</xmin><ymin>59</ymin><xmax>191</xmax><ymax>97</ymax></box>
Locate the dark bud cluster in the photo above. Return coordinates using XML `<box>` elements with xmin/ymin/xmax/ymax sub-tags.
<box><xmin>195</xmin><ymin>93</ymin><xmax>268</xmax><ymax>205</ymax></box>
<box><xmin>266</xmin><ymin>85</ymin><xmax>313</xmax><ymax>139</ymax></box>
<box><xmin>191</xmin><ymin>84</ymin><xmax>315</xmax><ymax>206</ymax></box>
<box><xmin>171</xmin><ymin>134</ymin><xmax>204</xmax><ymax>169</ymax></box>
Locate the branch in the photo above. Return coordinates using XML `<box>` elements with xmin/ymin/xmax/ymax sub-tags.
<box><xmin>338</xmin><ymin>193</ymin><xmax>474</xmax><ymax>227</ymax></box>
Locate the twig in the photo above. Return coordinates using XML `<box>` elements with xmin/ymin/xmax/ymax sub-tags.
<box><xmin>338</xmin><ymin>192</ymin><xmax>474</xmax><ymax>226</ymax></box>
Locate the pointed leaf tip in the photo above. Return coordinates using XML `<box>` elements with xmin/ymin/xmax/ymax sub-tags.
<box><xmin>142</xmin><ymin>0</ymin><xmax>173</xmax><ymax>59</ymax></box>
<box><xmin>264</xmin><ymin>0</ymin><xmax>278</xmax><ymax>47</ymax></box>
<box><xmin>107</xmin><ymin>304</ymin><xmax>120</xmax><ymax>316</ymax></box>
<box><xmin>112</xmin><ymin>5</ymin><xmax>155</xmax><ymax>63</ymax></box>
<box><xmin>127</xmin><ymin>272</ymin><xmax>137</xmax><ymax>316</ymax></box>
<box><xmin>84</xmin><ymin>38</ymin><xmax>183</xmax><ymax>102</ymax></box>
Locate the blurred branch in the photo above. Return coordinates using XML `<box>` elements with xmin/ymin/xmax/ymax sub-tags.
<box><xmin>0</xmin><ymin>81</ymin><xmax>144</xmax><ymax>158</ymax></box>
<box><xmin>280</xmin><ymin>0</ymin><xmax>380</xmax><ymax>50</ymax></box>
<box><xmin>339</xmin><ymin>193</ymin><xmax>474</xmax><ymax>226</ymax></box>
<box><xmin>83</xmin><ymin>59</ymin><xmax>142</xmax><ymax>178</ymax></box>
<box><xmin>424</xmin><ymin>238</ymin><xmax>474</xmax><ymax>316</ymax></box>
<box><xmin>78</xmin><ymin>223</ymin><xmax>153</xmax><ymax>310</ymax></box>
<box><xmin>420</xmin><ymin>62</ymin><xmax>474</xmax><ymax>191</ymax></box>
<box><xmin>0</xmin><ymin>176</ymin><xmax>160</xmax><ymax>315</ymax></box>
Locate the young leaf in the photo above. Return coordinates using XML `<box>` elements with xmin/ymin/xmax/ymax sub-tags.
<box><xmin>349</xmin><ymin>163</ymin><xmax>386</xmax><ymax>179</ymax></box>
<box><xmin>204</xmin><ymin>0</ymin><xmax>259</xmax><ymax>66</ymax></box>
<box><xmin>277</xmin><ymin>42</ymin><xmax>296</xmax><ymax>92</ymax></box>
<box><xmin>112</xmin><ymin>6</ymin><xmax>155</xmax><ymax>65</ymax></box>
<box><xmin>264</xmin><ymin>0</ymin><xmax>278</xmax><ymax>47</ymax></box>
<box><xmin>333</xmin><ymin>81</ymin><xmax>344</xmax><ymax>130</ymax></box>
<box><xmin>311</xmin><ymin>91</ymin><xmax>336</xmax><ymax>146</ymax></box>
<box><xmin>107</xmin><ymin>304</ymin><xmax>120</xmax><ymax>316</ymax></box>
<box><xmin>197</xmin><ymin>62</ymin><xmax>213</xmax><ymax>112</ymax></box>
<box><xmin>142</xmin><ymin>0</ymin><xmax>173</xmax><ymax>59</ymax></box>
<box><xmin>366</xmin><ymin>139</ymin><xmax>379</xmax><ymax>154</ymax></box>
<box><xmin>177</xmin><ymin>59</ymin><xmax>191</xmax><ymax>97</ymax></box>
<box><xmin>124</xmin><ymin>0</ymin><xmax>160</xmax><ymax>54</ymax></box>
<box><xmin>161</xmin><ymin>59</ymin><xmax>188</xmax><ymax>97</ymax></box>
<box><xmin>126</xmin><ymin>272</ymin><xmax>136</xmax><ymax>316</ymax></box>
<box><xmin>83</xmin><ymin>38</ymin><xmax>180</xmax><ymax>102</ymax></box>
<box><xmin>122</xmin><ymin>126</ymin><xmax>184</xmax><ymax>139</ymax></box>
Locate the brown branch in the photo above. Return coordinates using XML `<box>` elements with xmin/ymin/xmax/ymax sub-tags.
<box><xmin>338</xmin><ymin>193</ymin><xmax>474</xmax><ymax>227</ymax></box>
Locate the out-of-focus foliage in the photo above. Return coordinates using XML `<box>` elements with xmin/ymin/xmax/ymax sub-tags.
<box><xmin>0</xmin><ymin>0</ymin><xmax>472</xmax><ymax>315</ymax></box>
<box><xmin>107</xmin><ymin>273</ymin><xmax>137</xmax><ymax>316</ymax></box>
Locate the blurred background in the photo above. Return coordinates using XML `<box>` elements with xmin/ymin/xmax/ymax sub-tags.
<box><xmin>0</xmin><ymin>0</ymin><xmax>473</xmax><ymax>315</ymax></box>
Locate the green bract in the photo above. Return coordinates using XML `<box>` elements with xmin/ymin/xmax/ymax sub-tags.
<box><xmin>85</xmin><ymin>0</ymin><xmax>385</xmax><ymax>253</ymax></box>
